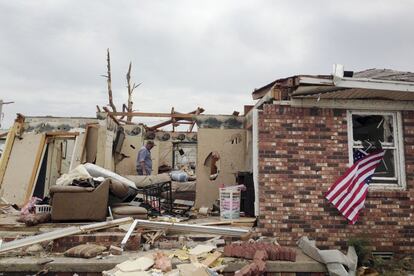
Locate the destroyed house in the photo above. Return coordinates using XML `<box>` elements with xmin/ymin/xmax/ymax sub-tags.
<box><xmin>251</xmin><ymin>66</ymin><xmax>414</xmax><ymax>255</ymax></box>
<box><xmin>0</xmin><ymin>110</ymin><xmax>251</xmax><ymax>217</ymax></box>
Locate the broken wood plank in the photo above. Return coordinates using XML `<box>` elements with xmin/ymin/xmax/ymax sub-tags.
<box><xmin>147</xmin><ymin>119</ymin><xmax>173</xmax><ymax>131</ymax></box>
<box><xmin>0</xmin><ymin>217</ymin><xmax>133</xmax><ymax>254</ymax></box>
<box><xmin>102</xmin><ymin>107</ymin><xmax>120</xmax><ymax>126</ymax></box>
<box><xmin>202</xmin><ymin>251</ymin><xmax>222</xmax><ymax>267</ymax></box>
<box><xmin>198</xmin><ymin>218</ymin><xmax>257</xmax><ymax>227</ymax></box>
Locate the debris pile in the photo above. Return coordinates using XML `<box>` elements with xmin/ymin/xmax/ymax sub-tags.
<box><xmin>224</xmin><ymin>241</ymin><xmax>296</xmax><ymax>261</ymax></box>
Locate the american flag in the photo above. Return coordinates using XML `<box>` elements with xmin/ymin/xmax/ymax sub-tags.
<box><xmin>325</xmin><ymin>149</ymin><xmax>385</xmax><ymax>224</ymax></box>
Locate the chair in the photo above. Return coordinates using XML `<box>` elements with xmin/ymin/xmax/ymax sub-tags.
<box><xmin>50</xmin><ymin>179</ymin><xmax>109</xmax><ymax>221</ymax></box>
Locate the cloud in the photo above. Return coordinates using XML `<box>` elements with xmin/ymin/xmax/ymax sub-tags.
<box><xmin>1</xmin><ymin>0</ymin><xmax>413</xmax><ymax>128</ymax></box>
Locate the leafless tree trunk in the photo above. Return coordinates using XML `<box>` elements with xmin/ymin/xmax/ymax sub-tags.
<box><xmin>106</xmin><ymin>49</ymin><xmax>117</xmax><ymax>112</ymax></box>
<box><xmin>126</xmin><ymin>62</ymin><xmax>141</xmax><ymax>122</ymax></box>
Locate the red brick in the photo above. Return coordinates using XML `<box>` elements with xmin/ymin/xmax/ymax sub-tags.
<box><xmin>257</xmin><ymin>104</ymin><xmax>414</xmax><ymax>255</ymax></box>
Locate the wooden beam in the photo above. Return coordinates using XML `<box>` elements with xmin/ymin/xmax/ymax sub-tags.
<box><xmin>108</xmin><ymin>112</ymin><xmax>194</xmax><ymax>119</ymax></box>
<box><xmin>102</xmin><ymin>107</ymin><xmax>121</xmax><ymax>126</ymax></box>
<box><xmin>171</xmin><ymin>107</ymin><xmax>175</xmax><ymax>132</ymax></box>
<box><xmin>0</xmin><ymin>114</ymin><xmax>25</xmax><ymax>188</ymax></box>
<box><xmin>0</xmin><ymin>125</ymin><xmax>17</xmax><ymax>187</ymax></box>
<box><xmin>147</xmin><ymin>119</ymin><xmax>173</xmax><ymax>131</ymax></box>
<box><xmin>45</xmin><ymin>132</ymin><xmax>79</xmax><ymax>137</ymax></box>
<box><xmin>24</xmin><ymin>134</ymin><xmax>47</xmax><ymax>204</ymax></box>
<box><xmin>189</xmin><ymin>107</ymin><xmax>203</xmax><ymax>132</ymax></box>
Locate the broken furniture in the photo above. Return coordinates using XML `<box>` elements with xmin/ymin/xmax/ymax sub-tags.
<box><xmin>134</xmin><ymin>181</ymin><xmax>173</xmax><ymax>215</ymax></box>
<box><xmin>50</xmin><ymin>179</ymin><xmax>109</xmax><ymax>221</ymax></box>
<box><xmin>170</xmin><ymin>181</ymin><xmax>196</xmax><ymax>201</ymax></box>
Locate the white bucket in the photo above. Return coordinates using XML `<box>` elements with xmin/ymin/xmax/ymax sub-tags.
<box><xmin>219</xmin><ymin>187</ymin><xmax>241</xmax><ymax>220</ymax></box>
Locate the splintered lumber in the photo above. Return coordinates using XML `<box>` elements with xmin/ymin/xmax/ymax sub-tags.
<box><xmin>102</xmin><ymin>107</ymin><xmax>120</xmax><ymax>126</ymax></box>
<box><xmin>202</xmin><ymin>251</ymin><xmax>222</xmax><ymax>267</ymax></box>
<box><xmin>132</xmin><ymin>219</ymin><xmax>250</xmax><ymax>237</ymax></box>
<box><xmin>199</xmin><ymin>218</ymin><xmax>257</xmax><ymax>227</ymax></box>
<box><xmin>120</xmin><ymin>219</ymin><xmax>139</xmax><ymax>250</ymax></box>
<box><xmin>0</xmin><ymin>217</ymin><xmax>133</xmax><ymax>254</ymax></box>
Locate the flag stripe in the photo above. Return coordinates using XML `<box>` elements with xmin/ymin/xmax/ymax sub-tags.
<box><xmin>325</xmin><ymin>151</ymin><xmax>384</xmax><ymax>202</ymax></box>
<box><xmin>335</xmin><ymin>160</ymin><xmax>382</xmax><ymax>210</ymax></box>
<box><xmin>325</xmin><ymin>150</ymin><xmax>385</xmax><ymax>224</ymax></box>
<box><xmin>329</xmin><ymin>156</ymin><xmax>382</xmax><ymax>206</ymax></box>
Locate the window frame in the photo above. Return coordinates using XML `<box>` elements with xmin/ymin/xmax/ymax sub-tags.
<box><xmin>346</xmin><ymin>110</ymin><xmax>406</xmax><ymax>190</ymax></box>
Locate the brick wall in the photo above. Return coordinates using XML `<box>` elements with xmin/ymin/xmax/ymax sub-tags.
<box><xmin>257</xmin><ymin>104</ymin><xmax>414</xmax><ymax>254</ymax></box>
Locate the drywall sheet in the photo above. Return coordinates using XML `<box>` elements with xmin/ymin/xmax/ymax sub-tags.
<box><xmin>69</xmin><ymin>132</ymin><xmax>85</xmax><ymax>171</ymax></box>
<box><xmin>85</xmin><ymin>127</ymin><xmax>98</xmax><ymax>163</ymax></box>
<box><xmin>115</xmin><ymin>126</ymin><xmax>144</xmax><ymax>176</ymax></box>
<box><xmin>153</xmin><ymin>141</ymin><xmax>173</xmax><ymax>173</ymax></box>
<box><xmin>195</xmin><ymin>129</ymin><xmax>246</xmax><ymax>208</ymax></box>
<box><xmin>0</xmin><ymin>133</ymin><xmax>45</xmax><ymax>206</ymax></box>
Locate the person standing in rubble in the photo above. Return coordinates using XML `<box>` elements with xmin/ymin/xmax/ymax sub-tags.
<box><xmin>136</xmin><ymin>140</ymin><xmax>155</xmax><ymax>175</ymax></box>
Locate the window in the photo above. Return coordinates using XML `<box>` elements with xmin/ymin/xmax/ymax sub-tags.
<box><xmin>347</xmin><ymin>111</ymin><xmax>406</xmax><ymax>189</ymax></box>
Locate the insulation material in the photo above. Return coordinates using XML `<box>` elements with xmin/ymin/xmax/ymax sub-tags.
<box><xmin>69</xmin><ymin>132</ymin><xmax>86</xmax><ymax>171</ymax></box>
<box><xmin>195</xmin><ymin>129</ymin><xmax>247</xmax><ymax>208</ymax></box>
<box><xmin>84</xmin><ymin>163</ymin><xmax>136</xmax><ymax>188</ymax></box>
<box><xmin>0</xmin><ymin>133</ymin><xmax>45</xmax><ymax>206</ymax></box>
<box><xmin>95</xmin><ymin>119</ymin><xmax>115</xmax><ymax>171</ymax></box>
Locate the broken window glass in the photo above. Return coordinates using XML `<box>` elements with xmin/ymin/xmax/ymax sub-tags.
<box><xmin>351</xmin><ymin>113</ymin><xmax>399</xmax><ymax>185</ymax></box>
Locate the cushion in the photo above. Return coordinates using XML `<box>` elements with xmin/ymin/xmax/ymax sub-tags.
<box><xmin>112</xmin><ymin>205</ymin><xmax>148</xmax><ymax>219</ymax></box>
<box><xmin>111</xmin><ymin>206</ymin><xmax>148</xmax><ymax>215</ymax></box>
<box><xmin>64</xmin><ymin>244</ymin><xmax>107</xmax><ymax>258</ymax></box>
<box><xmin>113</xmin><ymin>213</ymin><xmax>148</xmax><ymax>219</ymax></box>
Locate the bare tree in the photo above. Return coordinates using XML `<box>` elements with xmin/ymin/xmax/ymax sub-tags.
<box><xmin>126</xmin><ymin>62</ymin><xmax>141</xmax><ymax>122</ymax></box>
<box><xmin>104</xmin><ymin>49</ymin><xmax>117</xmax><ymax>112</ymax></box>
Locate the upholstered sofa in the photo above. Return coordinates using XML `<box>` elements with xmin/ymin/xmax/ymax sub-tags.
<box><xmin>50</xmin><ymin>179</ymin><xmax>109</xmax><ymax>221</ymax></box>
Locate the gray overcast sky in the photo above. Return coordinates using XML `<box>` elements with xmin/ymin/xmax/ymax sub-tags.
<box><xmin>1</xmin><ymin>0</ymin><xmax>414</xmax><ymax>128</ymax></box>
